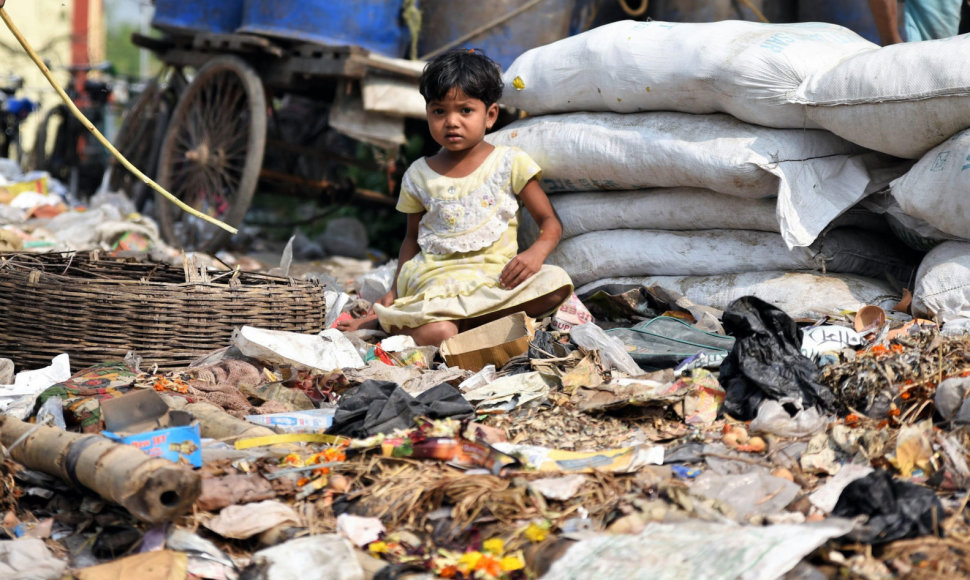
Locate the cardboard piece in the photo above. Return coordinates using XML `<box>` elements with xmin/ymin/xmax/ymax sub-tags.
<box><xmin>101</xmin><ymin>389</ymin><xmax>202</xmax><ymax>468</ymax></box>
<box><xmin>245</xmin><ymin>408</ymin><xmax>335</xmax><ymax>433</ymax></box>
<box><xmin>440</xmin><ymin>312</ymin><xmax>535</xmax><ymax>372</ymax></box>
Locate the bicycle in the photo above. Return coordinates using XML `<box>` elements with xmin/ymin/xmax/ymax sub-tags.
<box><xmin>106</xmin><ymin>66</ymin><xmax>187</xmax><ymax>212</ymax></box>
<box><xmin>0</xmin><ymin>74</ymin><xmax>37</xmax><ymax>169</ymax></box>
<box><xmin>30</xmin><ymin>61</ymin><xmax>114</xmax><ymax>201</ymax></box>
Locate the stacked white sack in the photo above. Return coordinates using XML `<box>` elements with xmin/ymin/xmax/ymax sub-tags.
<box><xmin>793</xmin><ymin>34</ymin><xmax>970</xmax><ymax>159</ymax></box>
<box><xmin>890</xmin><ymin>128</ymin><xmax>970</xmax><ymax>242</ymax></box>
<box><xmin>517</xmin><ymin>188</ymin><xmax>890</xmax><ymax>244</ymax></box>
<box><xmin>544</xmin><ymin>228</ymin><xmax>917</xmax><ymax>289</ymax></box>
<box><xmin>883</xmin><ymin>126</ymin><xmax>970</xmax><ymax>322</ymax></box>
<box><xmin>501</xmin><ymin>19</ymin><xmax>877</xmax><ymax>128</ymax></box>
<box><xmin>913</xmin><ymin>242</ymin><xmax>970</xmax><ymax>322</ymax></box>
<box><xmin>487</xmin><ymin>110</ymin><xmax>870</xmax><ymax>249</ymax></box>
<box><xmin>489</xmin><ymin>21</ymin><xmax>921</xmax><ymax>314</ymax></box>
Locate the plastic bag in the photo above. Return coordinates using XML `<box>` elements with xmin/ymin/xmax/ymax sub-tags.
<box><xmin>357</xmin><ymin>260</ymin><xmax>397</xmax><ymax>304</ymax></box>
<box><xmin>719</xmin><ymin>296</ymin><xmax>835</xmax><ymax>421</ymax></box>
<box><xmin>326</xmin><ymin>380</ymin><xmax>473</xmax><ymax>438</ymax></box>
<box><xmin>570</xmin><ymin>322</ymin><xmax>643</xmax><ymax>376</ymax></box>
<box><xmin>832</xmin><ymin>469</ymin><xmax>944</xmax><ymax>544</ymax></box>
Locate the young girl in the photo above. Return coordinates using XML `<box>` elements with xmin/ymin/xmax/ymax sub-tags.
<box><xmin>339</xmin><ymin>48</ymin><xmax>572</xmax><ymax>347</ymax></box>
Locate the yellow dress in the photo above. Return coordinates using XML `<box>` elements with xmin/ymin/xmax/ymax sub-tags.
<box><xmin>374</xmin><ymin>145</ymin><xmax>573</xmax><ymax>331</ymax></box>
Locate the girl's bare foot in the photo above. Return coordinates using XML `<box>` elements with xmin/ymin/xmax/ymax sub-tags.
<box><xmin>336</xmin><ymin>312</ymin><xmax>379</xmax><ymax>332</ymax></box>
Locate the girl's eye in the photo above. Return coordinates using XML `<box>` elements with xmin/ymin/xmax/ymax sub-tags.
<box><xmin>462</xmin><ymin>107</ymin><xmax>473</xmax><ymax>114</ymax></box>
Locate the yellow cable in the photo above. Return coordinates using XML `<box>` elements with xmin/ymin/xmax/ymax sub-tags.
<box><xmin>0</xmin><ymin>7</ymin><xmax>237</xmax><ymax>235</ymax></box>
<box><xmin>618</xmin><ymin>0</ymin><xmax>649</xmax><ymax>17</ymax></box>
<box><xmin>738</xmin><ymin>0</ymin><xmax>770</xmax><ymax>23</ymax></box>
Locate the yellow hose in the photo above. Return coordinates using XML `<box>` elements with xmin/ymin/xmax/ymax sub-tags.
<box><xmin>618</xmin><ymin>0</ymin><xmax>649</xmax><ymax>17</ymax></box>
<box><xmin>0</xmin><ymin>7</ymin><xmax>237</xmax><ymax>235</ymax></box>
<box><xmin>738</xmin><ymin>0</ymin><xmax>770</xmax><ymax>23</ymax></box>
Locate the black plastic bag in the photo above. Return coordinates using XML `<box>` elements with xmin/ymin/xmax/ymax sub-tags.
<box><xmin>719</xmin><ymin>296</ymin><xmax>834</xmax><ymax>421</ymax></box>
<box><xmin>832</xmin><ymin>469</ymin><xmax>945</xmax><ymax>544</ymax></box>
<box><xmin>326</xmin><ymin>380</ymin><xmax>474</xmax><ymax>438</ymax></box>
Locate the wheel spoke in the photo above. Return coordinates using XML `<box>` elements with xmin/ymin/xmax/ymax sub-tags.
<box><xmin>156</xmin><ymin>57</ymin><xmax>265</xmax><ymax>250</ymax></box>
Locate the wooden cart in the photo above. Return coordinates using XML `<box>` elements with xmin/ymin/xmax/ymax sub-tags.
<box><xmin>118</xmin><ymin>29</ymin><xmax>422</xmax><ymax>252</ymax></box>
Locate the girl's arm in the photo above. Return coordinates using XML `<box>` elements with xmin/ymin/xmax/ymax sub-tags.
<box><xmin>500</xmin><ymin>178</ymin><xmax>562</xmax><ymax>289</ymax></box>
<box><xmin>379</xmin><ymin>211</ymin><xmax>424</xmax><ymax>306</ymax></box>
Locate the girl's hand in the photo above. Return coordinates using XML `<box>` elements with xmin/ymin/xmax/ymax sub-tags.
<box><xmin>501</xmin><ymin>249</ymin><xmax>543</xmax><ymax>289</ymax></box>
<box><xmin>378</xmin><ymin>288</ymin><xmax>397</xmax><ymax>308</ymax></box>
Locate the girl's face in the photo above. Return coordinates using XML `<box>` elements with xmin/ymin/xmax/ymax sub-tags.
<box><xmin>426</xmin><ymin>87</ymin><xmax>499</xmax><ymax>154</ymax></box>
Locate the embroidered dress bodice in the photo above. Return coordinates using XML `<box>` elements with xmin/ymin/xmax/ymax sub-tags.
<box><xmin>397</xmin><ymin>146</ymin><xmax>539</xmax><ymax>255</ymax></box>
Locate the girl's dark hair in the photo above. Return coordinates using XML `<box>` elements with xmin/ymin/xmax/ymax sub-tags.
<box><xmin>419</xmin><ymin>49</ymin><xmax>503</xmax><ymax>106</ymax></box>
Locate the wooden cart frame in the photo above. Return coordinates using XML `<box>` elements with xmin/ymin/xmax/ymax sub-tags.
<box><xmin>119</xmin><ymin>30</ymin><xmax>420</xmax><ymax>252</ymax></box>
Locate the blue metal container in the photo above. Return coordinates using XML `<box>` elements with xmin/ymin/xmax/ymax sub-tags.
<box><xmin>417</xmin><ymin>0</ymin><xmax>577</xmax><ymax>70</ymax></box>
<box><xmin>798</xmin><ymin>0</ymin><xmax>881</xmax><ymax>44</ymax></box>
<box><xmin>238</xmin><ymin>0</ymin><xmax>407</xmax><ymax>58</ymax></box>
<box><xmin>152</xmin><ymin>0</ymin><xmax>245</xmax><ymax>35</ymax></box>
<box><xmin>649</xmin><ymin>0</ymin><xmax>767</xmax><ymax>22</ymax></box>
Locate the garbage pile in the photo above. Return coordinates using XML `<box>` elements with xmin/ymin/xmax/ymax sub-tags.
<box><xmin>4</xmin><ymin>17</ymin><xmax>970</xmax><ymax>580</ymax></box>
<box><xmin>0</xmin><ymin>244</ymin><xmax>969</xmax><ymax>578</ymax></box>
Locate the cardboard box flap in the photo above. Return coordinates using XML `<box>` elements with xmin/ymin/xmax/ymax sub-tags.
<box><xmin>101</xmin><ymin>388</ymin><xmax>174</xmax><ymax>434</ymax></box>
<box><xmin>440</xmin><ymin>312</ymin><xmax>535</xmax><ymax>372</ymax></box>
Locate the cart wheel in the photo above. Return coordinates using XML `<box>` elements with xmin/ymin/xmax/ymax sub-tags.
<box><xmin>155</xmin><ymin>56</ymin><xmax>266</xmax><ymax>252</ymax></box>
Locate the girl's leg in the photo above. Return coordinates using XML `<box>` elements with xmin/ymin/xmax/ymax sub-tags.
<box><xmin>522</xmin><ymin>285</ymin><xmax>573</xmax><ymax>318</ymax></box>
<box><xmin>399</xmin><ymin>320</ymin><xmax>460</xmax><ymax>347</ymax></box>
<box><xmin>462</xmin><ymin>285</ymin><xmax>573</xmax><ymax>330</ymax></box>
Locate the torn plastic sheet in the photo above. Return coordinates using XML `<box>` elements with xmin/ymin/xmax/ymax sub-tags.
<box><xmin>541</xmin><ymin>519</ymin><xmax>854</xmax><ymax>580</ymax></box>
<box><xmin>689</xmin><ymin>469</ymin><xmax>801</xmax><ymax>522</ymax></box>
<box><xmin>461</xmin><ymin>371</ymin><xmax>553</xmax><ymax>413</ymax></box>
<box><xmin>0</xmin><ymin>353</ymin><xmax>71</xmax><ymax>419</ymax></box>
<box><xmin>748</xmin><ymin>400</ymin><xmax>828</xmax><ymax>438</ymax></box>
<box><xmin>492</xmin><ymin>442</ymin><xmax>663</xmax><ymax>473</ymax></box>
<box><xmin>529</xmin><ymin>474</ymin><xmax>588</xmax><ymax>501</ymax></box>
<box><xmin>244</xmin><ymin>534</ymin><xmax>365</xmax><ymax>580</ymax></box>
<box><xmin>0</xmin><ymin>537</ymin><xmax>67</xmax><ymax>580</ymax></box>
<box><xmin>232</xmin><ymin>326</ymin><xmax>364</xmax><ymax>372</ymax></box>
<box><xmin>202</xmin><ymin>500</ymin><xmax>303</xmax><ymax>540</ymax></box>
<box><xmin>801</xmin><ymin>325</ymin><xmax>867</xmax><ymax>361</ymax></box>
<box><xmin>809</xmin><ymin>464</ymin><xmax>874</xmax><ymax>514</ymax></box>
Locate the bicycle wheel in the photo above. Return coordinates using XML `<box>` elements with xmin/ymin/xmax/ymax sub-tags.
<box><xmin>155</xmin><ymin>56</ymin><xmax>266</xmax><ymax>253</ymax></box>
<box><xmin>30</xmin><ymin>105</ymin><xmax>72</xmax><ymax>180</ymax></box>
<box><xmin>109</xmin><ymin>71</ymin><xmax>186</xmax><ymax>211</ymax></box>
<box><xmin>107</xmin><ymin>80</ymin><xmax>163</xmax><ymax>197</ymax></box>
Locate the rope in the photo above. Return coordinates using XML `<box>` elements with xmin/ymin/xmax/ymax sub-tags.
<box><xmin>0</xmin><ymin>7</ymin><xmax>237</xmax><ymax>235</ymax></box>
<box><xmin>402</xmin><ymin>0</ymin><xmax>422</xmax><ymax>61</ymax></box>
<box><xmin>737</xmin><ymin>0</ymin><xmax>770</xmax><ymax>23</ymax></box>
<box><xmin>618</xmin><ymin>0</ymin><xmax>648</xmax><ymax>17</ymax></box>
<box><xmin>419</xmin><ymin>0</ymin><xmax>547</xmax><ymax>61</ymax></box>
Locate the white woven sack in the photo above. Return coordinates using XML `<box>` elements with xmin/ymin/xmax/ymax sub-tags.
<box><xmin>793</xmin><ymin>35</ymin><xmax>970</xmax><ymax>159</ymax></box>
<box><xmin>548</xmin><ymin>228</ymin><xmax>917</xmax><ymax>287</ymax></box>
<box><xmin>518</xmin><ymin>188</ymin><xmax>778</xmax><ymax>244</ymax></box>
<box><xmin>501</xmin><ymin>20</ymin><xmax>875</xmax><ymax>128</ymax></box>
<box><xmin>913</xmin><ymin>241</ymin><xmax>970</xmax><ymax>322</ymax></box>
<box><xmin>576</xmin><ymin>271</ymin><xmax>900</xmax><ymax>319</ymax></box>
<box><xmin>889</xmin><ymin>128</ymin><xmax>970</xmax><ymax>240</ymax></box>
<box><xmin>547</xmin><ymin>229</ymin><xmax>816</xmax><ymax>287</ymax></box>
<box><xmin>489</xmin><ymin>111</ymin><xmax>871</xmax><ymax>247</ymax></box>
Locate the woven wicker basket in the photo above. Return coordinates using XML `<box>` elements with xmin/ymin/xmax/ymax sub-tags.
<box><xmin>0</xmin><ymin>252</ymin><xmax>328</xmax><ymax>371</ymax></box>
